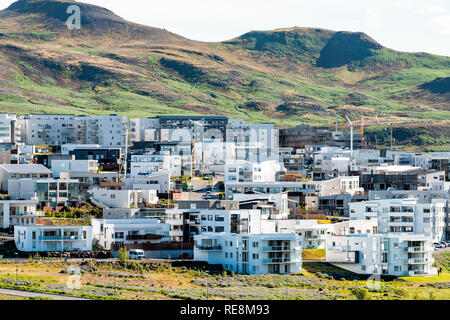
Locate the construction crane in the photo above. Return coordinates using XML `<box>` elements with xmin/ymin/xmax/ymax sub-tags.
<box><xmin>343</xmin><ymin>116</ymin><xmax>433</xmax><ymax>152</ymax></box>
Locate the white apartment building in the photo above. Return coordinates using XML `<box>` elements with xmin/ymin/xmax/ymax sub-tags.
<box><xmin>122</xmin><ymin>170</ymin><xmax>171</xmax><ymax>194</ymax></box>
<box><xmin>226</xmin><ymin>120</ymin><xmax>279</xmax><ymax>162</ymax></box>
<box><xmin>92</xmin><ymin>218</ymin><xmax>170</xmax><ymax>250</ymax></box>
<box><xmin>225</xmin><ymin>176</ymin><xmax>361</xmax><ymax>200</ymax></box>
<box><xmin>51</xmin><ymin>160</ymin><xmax>98</xmax><ymax>178</ymax></box>
<box><xmin>18</xmin><ymin>114</ymin><xmax>127</xmax><ymax>152</ymax></box>
<box><xmin>129</xmin><ymin>117</ymin><xmax>159</xmax><ymax>142</ymax></box>
<box><xmin>0</xmin><ymin>200</ymin><xmax>40</xmax><ymax>229</ymax></box>
<box><xmin>224</xmin><ymin>160</ymin><xmax>284</xmax><ymax>183</ymax></box>
<box><xmin>349</xmin><ymin>198</ymin><xmax>446</xmax><ymax>242</ymax></box>
<box><xmin>194</xmin><ymin>233</ymin><xmax>303</xmax><ymax>274</ymax></box>
<box><xmin>0</xmin><ymin>114</ymin><xmax>20</xmax><ymax>143</ymax></box>
<box><xmin>90</xmin><ymin>189</ymin><xmax>158</xmax><ymax>209</ymax></box>
<box><xmin>18</xmin><ymin>114</ymin><xmax>77</xmax><ymax>146</ymax></box>
<box><xmin>75</xmin><ymin>115</ymin><xmax>127</xmax><ymax>153</ymax></box>
<box><xmin>0</xmin><ymin>164</ymin><xmax>51</xmax><ymax>192</ymax></box>
<box><xmin>14</xmin><ymin>225</ymin><xmax>92</xmax><ymax>252</ymax></box>
<box><xmin>326</xmin><ymin>233</ymin><xmax>436</xmax><ymax>277</ymax></box>
<box><xmin>130</xmin><ymin>153</ymin><xmax>180</xmax><ymax>178</ymax></box>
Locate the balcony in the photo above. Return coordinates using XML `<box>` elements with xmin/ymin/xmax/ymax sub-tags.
<box><xmin>408</xmin><ymin>270</ymin><xmax>428</xmax><ymax>276</ymax></box>
<box><xmin>406</xmin><ymin>258</ymin><xmax>427</xmax><ymax>264</ymax></box>
<box><xmin>126</xmin><ymin>234</ymin><xmax>163</xmax><ymax>241</ymax></box>
<box><xmin>195</xmin><ymin>245</ymin><xmax>222</xmax><ymax>251</ymax></box>
<box><xmin>38</xmin><ymin>235</ymin><xmax>79</xmax><ymax>241</ymax></box>
<box><xmin>305</xmin><ymin>235</ymin><xmax>325</xmax><ymax>241</ymax></box>
<box><xmin>263</xmin><ymin>246</ymin><xmax>295</xmax><ymax>252</ymax></box>
<box><xmin>405</xmin><ymin>246</ymin><xmax>431</xmax><ymax>253</ymax></box>
<box><xmin>263</xmin><ymin>257</ymin><xmax>300</xmax><ymax>264</ymax></box>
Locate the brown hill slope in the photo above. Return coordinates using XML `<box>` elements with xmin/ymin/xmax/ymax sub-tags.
<box><xmin>0</xmin><ymin>0</ymin><xmax>448</xmax><ymax>150</ymax></box>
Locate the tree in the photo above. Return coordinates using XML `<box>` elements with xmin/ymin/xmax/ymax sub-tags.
<box><xmin>118</xmin><ymin>247</ymin><xmax>128</xmax><ymax>262</ymax></box>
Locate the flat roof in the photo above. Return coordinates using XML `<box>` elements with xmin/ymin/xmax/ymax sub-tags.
<box><xmin>0</xmin><ymin>164</ymin><xmax>51</xmax><ymax>174</ymax></box>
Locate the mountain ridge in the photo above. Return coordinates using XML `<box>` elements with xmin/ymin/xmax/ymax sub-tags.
<box><xmin>0</xmin><ymin>0</ymin><xmax>448</xmax><ymax>150</ymax></box>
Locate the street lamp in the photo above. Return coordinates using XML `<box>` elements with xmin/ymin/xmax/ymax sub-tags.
<box><xmin>285</xmin><ymin>274</ymin><xmax>289</xmax><ymax>300</ymax></box>
<box><xmin>15</xmin><ymin>252</ymin><xmax>18</xmax><ymax>283</ymax></box>
<box><xmin>204</xmin><ymin>270</ymin><xmax>210</xmax><ymax>300</ymax></box>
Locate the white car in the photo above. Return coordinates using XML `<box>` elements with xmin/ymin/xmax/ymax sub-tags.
<box><xmin>433</xmin><ymin>242</ymin><xmax>445</xmax><ymax>249</ymax></box>
<box><xmin>128</xmin><ymin>249</ymin><xmax>145</xmax><ymax>260</ymax></box>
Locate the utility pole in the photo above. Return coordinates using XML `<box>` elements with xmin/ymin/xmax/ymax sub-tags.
<box><xmin>345</xmin><ymin>116</ymin><xmax>354</xmax><ymax>162</ymax></box>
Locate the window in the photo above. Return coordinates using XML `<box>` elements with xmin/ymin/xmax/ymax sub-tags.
<box><xmin>252</xmin><ymin>242</ymin><xmax>259</xmax><ymax>248</ymax></box>
<box><xmin>252</xmin><ymin>253</ymin><xmax>259</xmax><ymax>259</ymax></box>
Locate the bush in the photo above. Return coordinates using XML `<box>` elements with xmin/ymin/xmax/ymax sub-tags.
<box><xmin>118</xmin><ymin>247</ymin><xmax>128</xmax><ymax>263</ymax></box>
<box><xmin>352</xmin><ymin>288</ymin><xmax>369</xmax><ymax>300</ymax></box>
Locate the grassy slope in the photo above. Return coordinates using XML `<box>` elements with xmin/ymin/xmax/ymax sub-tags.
<box><xmin>0</xmin><ymin>2</ymin><xmax>448</xmax><ymax>150</ymax></box>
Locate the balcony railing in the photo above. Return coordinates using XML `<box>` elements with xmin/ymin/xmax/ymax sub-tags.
<box><xmin>195</xmin><ymin>245</ymin><xmax>222</xmax><ymax>251</ymax></box>
<box><xmin>406</xmin><ymin>258</ymin><xmax>427</xmax><ymax>264</ymax></box>
<box><xmin>263</xmin><ymin>246</ymin><xmax>294</xmax><ymax>252</ymax></box>
<box><xmin>408</xmin><ymin>270</ymin><xmax>428</xmax><ymax>276</ymax></box>
<box><xmin>38</xmin><ymin>235</ymin><xmax>79</xmax><ymax>240</ymax></box>
<box><xmin>405</xmin><ymin>246</ymin><xmax>431</xmax><ymax>253</ymax></box>
<box><xmin>263</xmin><ymin>258</ymin><xmax>300</xmax><ymax>264</ymax></box>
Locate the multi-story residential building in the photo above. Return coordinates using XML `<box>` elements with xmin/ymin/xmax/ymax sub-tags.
<box><xmin>131</xmin><ymin>115</ymin><xmax>228</xmax><ymax>141</ymax></box>
<box><xmin>18</xmin><ymin>114</ymin><xmax>77</xmax><ymax>146</ymax></box>
<box><xmin>0</xmin><ymin>164</ymin><xmax>51</xmax><ymax>192</ymax></box>
<box><xmin>129</xmin><ymin>141</ymin><xmax>193</xmax><ymax>177</ymax></box>
<box><xmin>91</xmin><ymin>218</ymin><xmax>170</xmax><ymax>250</ymax></box>
<box><xmin>18</xmin><ymin>114</ymin><xmax>127</xmax><ymax>152</ymax></box>
<box><xmin>430</xmin><ymin>152</ymin><xmax>450</xmax><ymax>181</ymax></box>
<box><xmin>33</xmin><ymin>153</ymin><xmax>74</xmax><ymax>169</ymax></box>
<box><xmin>14</xmin><ymin>225</ymin><xmax>92</xmax><ymax>252</ymax></box>
<box><xmin>165</xmin><ymin>208</ymin><xmax>265</xmax><ymax>244</ymax></box>
<box><xmin>129</xmin><ymin>154</ymin><xmax>179</xmax><ymax>178</ymax></box>
<box><xmin>0</xmin><ymin>200</ymin><xmax>40</xmax><ymax>229</ymax></box>
<box><xmin>65</xmin><ymin>146</ymin><xmax>121</xmax><ymax>170</ymax></box>
<box><xmin>359</xmin><ymin>165</ymin><xmax>422</xmax><ymax>191</ymax></box>
<box><xmin>325</xmin><ymin>234</ymin><xmax>436</xmax><ymax>277</ymax></box>
<box><xmin>35</xmin><ymin>179</ymin><xmax>80</xmax><ymax>208</ymax></box>
<box><xmin>225</xmin><ymin>176</ymin><xmax>362</xmax><ymax>200</ymax></box>
<box><xmin>0</xmin><ymin>114</ymin><xmax>20</xmax><ymax>143</ymax></box>
<box><xmin>319</xmin><ymin>193</ymin><xmax>368</xmax><ymax>217</ymax></box>
<box><xmin>226</xmin><ymin>120</ymin><xmax>279</xmax><ymax>163</ymax></box>
<box><xmin>51</xmin><ymin>160</ymin><xmax>99</xmax><ymax>178</ymax></box>
<box><xmin>194</xmin><ymin>233</ymin><xmax>303</xmax><ymax>274</ymax></box>
<box><xmin>75</xmin><ymin>115</ymin><xmax>127</xmax><ymax>153</ymax></box>
<box><xmin>122</xmin><ymin>171</ymin><xmax>171</xmax><ymax>194</ymax></box>
<box><xmin>224</xmin><ymin>160</ymin><xmax>285</xmax><ymax>183</ymax></box>
<box><xmin>349</xmin><ymin>198</ymin><xmax>446</xmax><ymax>242</ymax></box>
<box><xmin>90</xmin><ymin>189</ymin><xmax>158</xmax><ymax>209</ymax></box>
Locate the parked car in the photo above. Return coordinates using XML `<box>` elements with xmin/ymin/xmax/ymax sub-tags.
<box><xmin>439</xmin><ymin>241</ymin><xmax>448</xmax><ymax>248</ymax></box>
<box><xmin>446</xmin><ymin>241</ymin><xmax>450</xmax><ymax>247</ymax></box>
<box><xmin>433</xmin><ymin>242</ymin><xmax>445</xmax><ymax>249</ymax></box>
<box><xmin>129</xmin><ymin>249</ymin><xmax>145</xmax><ymax>260</ymax></box>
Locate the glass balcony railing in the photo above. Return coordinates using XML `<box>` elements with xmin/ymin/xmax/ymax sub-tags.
<box><xmin>38</xmin><ymin>235</ymin><xmax>79</xmax><ymax>240</ymax></box>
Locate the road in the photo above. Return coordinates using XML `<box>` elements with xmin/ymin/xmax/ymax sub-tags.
<box><xmin>0</xmin><ymin>288</ymin><xmax>91</xmax><ymax>300</ymax></box>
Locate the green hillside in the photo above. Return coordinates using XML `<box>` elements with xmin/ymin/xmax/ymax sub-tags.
<box><xmin>0</xmin><ymin>0</ymin><xmax>449</xmax><ymax>150</ymax></box>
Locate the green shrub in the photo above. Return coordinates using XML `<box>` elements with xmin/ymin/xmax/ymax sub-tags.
<box><xmin>352</xmin><ymin>288</ymin><xmax>369</xmax><ymax>300</ymax></box>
